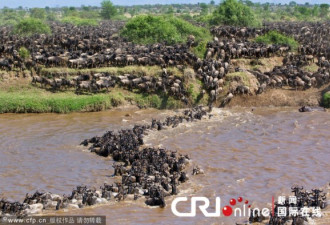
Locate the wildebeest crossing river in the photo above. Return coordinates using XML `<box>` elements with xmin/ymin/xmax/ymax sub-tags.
<box><xmin>0</xmin><ymin>107</ymin><xmax>329</xmax><ymax>224</ymax></box>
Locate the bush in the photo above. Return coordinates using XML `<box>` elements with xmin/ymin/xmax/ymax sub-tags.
<box><xmin>210</xmin><ymin>0</ymin><xmax>260</xmax><ymax>27</ymax></box>
<box><xmin>255</xmin><ymin>31</ymin><xmax>298</xmax><ymax>50</ymax></box>
<box><xmin>323</xmin><ymin>92</ymin><xmax>330</xmax><ymax>108</ymax></box>
<box><xmin>13</xmin><ymin>18</ymin><xmax>51</xmax><ymax>36</ymax></box>
<box><xmin>121</xmin><ymin>15</ymin><xmax>212</xmax><ymax>58</ymax></box>
<box><xmin>100</xmin><ymin>0</ymin><xmax>117</xmax><ymax>20</ymax></box>
<box><xmin>0</xmin><ymin>8</ymin><xmax>25</xmax><ymax>26</ymax></box>
<box><xmin>61</xmin><ymin>16</ymin><xmax>98</xmax><ymax>26</ymax></box>
<box><xmin>121</xmin><ymin>15</ymin><xmax>211</xmax><ymax>45</ymax></box>
<box><xmin>18</xmin><ymin>47</ymin><xmax>30</xmax><ymax>60</ymax></box>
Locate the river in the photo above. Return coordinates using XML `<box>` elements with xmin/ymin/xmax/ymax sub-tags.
<box><xmin>0</xmin><ymin>107</ymin><xmax>329</xmax><ymax>224</ymax></box>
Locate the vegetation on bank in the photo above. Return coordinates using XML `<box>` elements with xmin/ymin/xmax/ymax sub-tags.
<box><xmin>13</xmin><ymin>18</ymin><xmax>51</xmax><ymax>36</ymax></box>
<box><xmin>210</xmin><ymin>0</ymin><xmax>260</xmax><ymax>27</ymax></box>
<box><xmin>0</xmin><ymin>1</ymin><xmax>329</xmax><ymax>27</ymax></box>
<box><xmin>120</xmin><ymin>15</ymin><xmax>212</xmax><ymax>58</ymax></box>
<box><xmin>226</xmin><ymin>72</ymin><xmax>251</xmax><ymax>86</ymax></box>
<box><xmin>302</xmin><ymin>63</ymin><xmax>319</xmax><ymax>73</ymax></box>
<box><xmin>323</xmin><ymin>92</ymin><xmax>330</xmax><ymax>108</ymax></box>
<box><xmin>61</xmin><ymin>16</ymin><xmax>98</xmax><ymax>26</ymax></box>
<box><xmin>18</xmin><ymin>47</ymin><xmax>30</xmax><ymax>60</ymax></box>
<box><xmin>0</xmin><ymin>81</ymin><xmax>185</xmax><ymax>113</ymax></box>
<box><xmin>255</xmin><ymin>31</ymin><xmax>298</xmax><ymax>50</ymax></box>
<box><xmin>121</xmin><ymin>15</ymin><xmax>211</xmax><ymax>45</ymax></box>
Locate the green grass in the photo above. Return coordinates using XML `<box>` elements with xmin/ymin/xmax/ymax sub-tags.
<box><xmin>125</xmin><ymin>91</ymin><xmax>183</xmax><ymax>109</ymax></box>
<box><xmin>255</xmin><ymin>31</ymin><xmax>298</xmax><ymax>50</ymax></box>
<box><xmin>61</xmin><ymin>16</ymin><xmax>98</xmax><ymax>26</ymax></box>
<box><xmin>323</xmin><ymin>92</ymin><xmax>330</xmax><ymax>108</ymax></box>
<box><xmin>302</xmin><ymin>63</ymin><xmax>319</xmax><ymax>73</ymax></box>
<box><xmin>191</xmin><ymin>39</ymin><xmax>211</xmax><ymax>59</ymax></box>
<box><xmin>0</xmin><ymin>83</ymin><xmax>184</xmax><ymax>113</ymax></box>
<box><xmin>0</xmin><ymin>86</ymin><xmax>116</xmax><ymax>113</ymax></box>
<box><xmin>226</xmin><ymin>72</ymin><xmax>250</xmax><ymax>86</ymax></box>
<box><xmin>185</xmin><ymin>79</ymin><xmax>208</xmax><ymax>105</ymax></box>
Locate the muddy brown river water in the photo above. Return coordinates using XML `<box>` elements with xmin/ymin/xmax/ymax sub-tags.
<box><xmin>0</xmin><ymin>107</ymin><xmax>329</xmax><ymax>224</ymax></box>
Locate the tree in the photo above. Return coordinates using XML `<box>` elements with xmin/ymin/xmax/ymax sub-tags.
<box><xmin>263</xmin><ymin>3</ymin><xmax>270</xmax><ymax>11</ymax></box>
<box><xmin>30</xmin><ymin>8</ymin><xmax>46</xmax><ymax>20</ymax></box>
<box><xmin>14</xmin><ymin>18</ymin><xmax>51</xmax><ymax>36</ymax></box>
<box><xmin>200</xmin><ymin>3</ymin><xmax>208</xmax><ymax>16</ymax></box>
<box><xmin>210</xmin><ymin>0</ymin><xmax>215</xmax><ymax>5</ymax></box>
<box><xmin>289</xmin><ymin>1</ymin><xmax>297</xmax><ymax>6</ymax></box>
<box><xmin>167</xmin><ymin>6</ymin><xmax>174</xmax><ymax>14</ymax></box>
<box><xmin>210</xmin><ymin>0</ymin><xmax>260</xmax><ymax>27</ymax></box>
<box><xmin>311</xmin><ymin>5</ymin><xmax>319</xmax><ymax>17</ymax></box>
<box><xmin>100</xmin><ymin>0</ymin><xmax>117</xmax><ymax>20</ymax></box>
<box><xmin>319</xmin><ymin>4</ymin><xmax>329</xmax><ymax>17</ymax></box>
<box><xmin>243</xmin><ymin>0</ymin><xmax>254</xmax><ymax>7</ymax></box>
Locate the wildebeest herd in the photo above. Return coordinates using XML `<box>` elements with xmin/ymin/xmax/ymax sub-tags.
<box><xmin>0</xmin><ymin>19</ymin><xmax>329</xmax><ymax>223</ymax></box>
<box><xmin>1</xmin><ymin>21</ymin><xmax>329</xmax><ymax>105</ymax></box>
<box><xmin>0</xmin><ymin>106</ymin><xmax>207</xmax><ymax>218</ymax></box>
<box><xmin>32</xmin><ymin>69</ymin><xmax>187</xmax><ymax>100</ymax></box>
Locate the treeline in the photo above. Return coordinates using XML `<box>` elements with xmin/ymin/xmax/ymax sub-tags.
<box><xmin>0</xmin><ymin>0</ymin><xmax>122</xmax><ymax>28</ymax></box>
<box><xmin>0</xmin><ymin>0</ymin><xmax>329</xmax><ymax>28</ymax></box>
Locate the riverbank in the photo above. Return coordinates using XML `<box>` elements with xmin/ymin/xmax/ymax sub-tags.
<box><xmin>0</xmin><ymin>79</ymin><xmax>184</xmax><ymax>113</ymax></box>
<box><xmin>1</xmin><ymin>70</ymin><xmax>329</xmax><ymax>113</ymax></box>
<box><xmin>227</xmin><ymin>84</ymin><xmax>330</xmax><ymax>108</ymax></box>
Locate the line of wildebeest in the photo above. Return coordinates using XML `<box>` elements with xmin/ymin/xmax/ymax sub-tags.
<box><xmin>0</xmin><ymin>21</ymin><xmax>330</xmax><ymax>105</ymax></box>
<box><xmin>0</xmin><ymin>106</ymin><xmax>206</xmax><ymax>218</ymax></box>
<box><xmin>32</xmin><ymin>69</ymin><xmax>188</xmax><ymax>101</ymax></box>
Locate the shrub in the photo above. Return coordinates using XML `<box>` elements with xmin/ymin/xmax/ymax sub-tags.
<box><xmin>121</xmin><ymin>14</ymin><xmax>211</xmax><ymax>45</ymax></box>
<box><xmin>210</xmin><ymin>0</ymin><xmax>260</xmax><ymax>27</ymax></box>
<box><xmin>61</xmin><ymin>16</ymin><xmax>98</xmax><ymax>26</ymax></box>
<box><xmin>121</xmin><ymin>15</ymin><xmax>212</xmax><ymax>58</ymax></box>
<box><xmin>18</xmin><ymin>47</ymin><xmax>30</xmax><ymax>60</ymax></box>
<box><xmin>255</xmin><ymin>31</ymin><xmax>298</xmax><ymax>50</ymax></box>
<box><xmin>323</xmin><ymin>92</ymin><xmax>330</xmax><ymax>108</ymax></box>
<box><xmin>319</xmin><ymin>4</ymin><xmax>329</xmax><ymax>18</ymax></box>
<box><xmin>13</xmin><ymin>18</ymin><xmax>51</xmax><ymax>36</ymax></box>
<box><xmin>192</xmin><ymin>39</ymin><xmax>209</xmax><ymax>59</ymax></box>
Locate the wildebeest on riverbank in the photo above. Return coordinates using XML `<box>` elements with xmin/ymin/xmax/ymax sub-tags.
<box><xmin>1</xmin><ymin>20</ymin><xmax>330</xmax><ymax>107</ymax></box>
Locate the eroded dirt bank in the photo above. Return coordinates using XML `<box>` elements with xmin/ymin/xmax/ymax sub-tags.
<box><xmin>226</xmin><ymin>85</ymin><xmax>330</xmax><ymax>108</ymax></box>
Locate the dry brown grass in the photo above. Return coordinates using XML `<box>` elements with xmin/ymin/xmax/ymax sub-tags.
<box><xmin>40</xmin><ymin>65</ymin><xmax>184</xmax><ymax>78</ymax></box>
